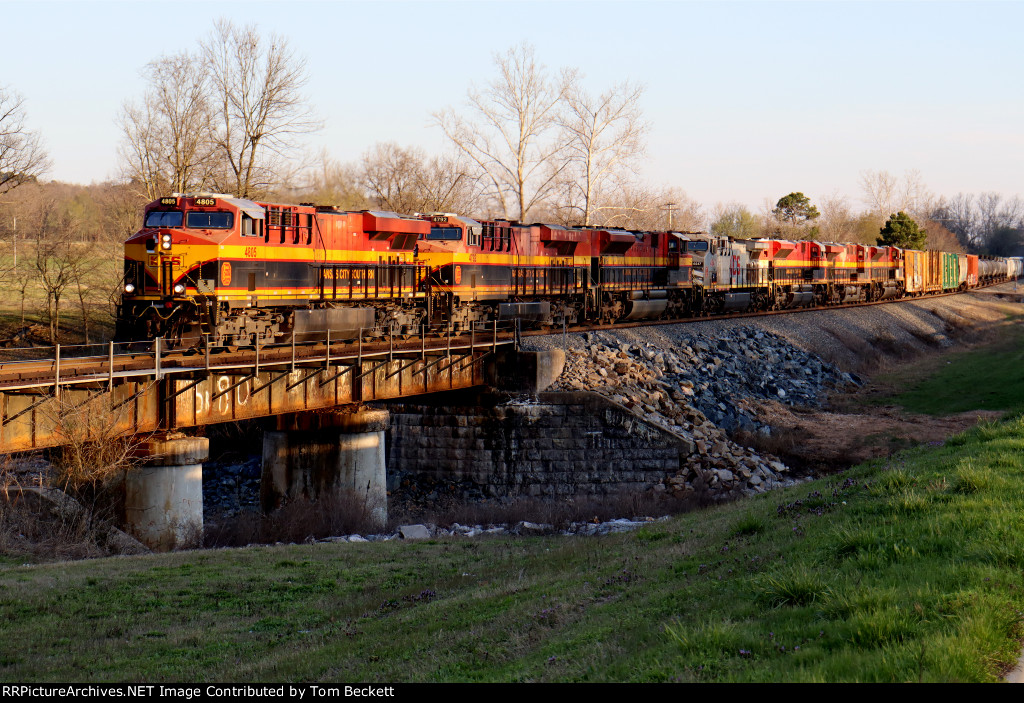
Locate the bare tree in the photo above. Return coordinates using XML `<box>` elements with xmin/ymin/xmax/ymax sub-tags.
<box><xmin>414</xmin><ymin>153</ymin><xmax>483</xmax><ymax>215</ymax></box>
<box><xmin>0</xmin><ymin>182</ymin><xmax>131</xmax><ymax>343</ymax></box>
<box><xmin>361</xmin><ymin>143</ymin><xmax>426</xmax><ymax>214</ymax></box>
<box><xmin>0</xmin><ymin>86</ymin><xmax>51</xmax><ymax>196</ymax></box>
<box><xmin>117</xmin><ymin>52</ymin><xmax>214</xmax><ymax>201</ymax></box>
<box><xmin>977</xmin><ymin>192</ymin><xmax>1024</xmax><ymax>235</ymax></box>
<box><xmin>202</xmin><ymin>18</ymin><xmax>320</xmax><ymax>198</ymax></box>
<box><xmin>434</xmin><ymin>42</ymin><xmax>575</xmax><ymax>221</ymax></box>
<box><xmin>94</xmin><ymin>181</ymin><xmax>145</xmax><ymax>245</ymax></box>
<box><xmin>281</xmin><ymin>149</ymin><xmax>369</xmax><ymax>210</ymax></box>
<box><xmin>117</xmin><ymin>98</ymin><xmax>164</xmax><ymax>201</ymax></box>
<box><xmin>360</xmin><ymin>143</ymin><xmax>482</xmax><ymax>215</ymax></box>
<box><xmin>12</xmin><ymin>267</ymin><xmax>33</xmax><ymax>325</ymax></box>
<box><xmin>594</xmin><ymin>184</ymin><xmax>703</xmax><ymax>231</ymax></box>
<box><xmin>931</xmin><ymin>192</ymin><xmax>1024</xmax><ymax>252</ymax></box>
<box><xmin>930</xmin><ymin>192</ymin><xmax>976</xmax><ymax>247</ymax></box>
<box><xmin>32</xmin><ymin>200</ymin><xmax>87</xmax><ymax>343</ymax></box>
<box><xmin>817</xmin><ymin>192</ymin><xmax>856</xmax><ymax>242</ymax></box>
<box><xmin>921</xmin><ymin>218</ymin><xmax>963</xmax><ymax>253</ymax></box>
<box><xmin>558</xmin><ymin>80</ymin><xmax>647</xmax><ymax>225</ymax></box>
<box><xmin>859</xmin><ymin>169</ymin><xmax>931</xmax><ymax>218</ymax></box>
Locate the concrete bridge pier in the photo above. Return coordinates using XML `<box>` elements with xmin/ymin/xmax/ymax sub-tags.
<box><xmin>126</xmin><ymin>435</ymin><xmax>208</xmax><ymax>551</ymax></box>
<box><xmin>260</xmin><ymin>407</ymin><xmax>389</xmax><ymax>530</ymax></box>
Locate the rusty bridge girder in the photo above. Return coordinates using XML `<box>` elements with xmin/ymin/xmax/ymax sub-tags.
<box><xmin>0</xmin><ymin>325</ymin><xmax>516</xmax><ymax>453</ymax></box>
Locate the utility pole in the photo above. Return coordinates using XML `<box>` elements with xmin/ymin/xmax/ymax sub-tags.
<box><xmin>661</xmin><ymin>202</ymin><xmax>677</xmax><ymax>230</ymax></box>
<box><xmin>12</xmin><ymin>215</ymin><xmax>16</xmax><ymax>267</ymax></box>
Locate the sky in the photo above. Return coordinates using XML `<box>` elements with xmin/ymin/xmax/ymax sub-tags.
<box><xmin>3</xmin><ymin>0</ymin><xmax>1022</xmax><ymax>212</ymax></box>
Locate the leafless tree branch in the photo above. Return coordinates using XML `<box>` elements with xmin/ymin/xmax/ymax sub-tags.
<box><xmin>558</xmin><ymin>79</ymin><xmax>648</xmax><ymax>225</ymax></box>
<box><xmin>0</xmin><ymin>86</ymin><xmax>51</xmax><ymax>196</ymax></box>
<box><xmin>433</xmin><ymin>42</ymin><xmax>574</xmax><ymax>221</ymax></box>
<box><xmin>201</xmin><ymin>18</ymin><xmax>321</xmax><ymax>198</ymax></box>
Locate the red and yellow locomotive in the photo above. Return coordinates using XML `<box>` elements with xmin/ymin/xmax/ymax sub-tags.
<box><xmin>117</xmin><ymin>193</ymin><xmax>701</xmax><ymax>345</ymax></box>
<box><xmin>118</xmin><ymin>194</ymin><xmax>431</xmax><ymax>345</ymax></box>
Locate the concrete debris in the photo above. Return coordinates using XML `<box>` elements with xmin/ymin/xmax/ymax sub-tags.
<box><xmin>317</xmin><ymin>516</ymin><xmax>668</xmax><ymax>543</ymax></box>
<box><xmin>398</xmin><ymin>524</ymin><xmax>431</xmax><ymax>540</ymax></box>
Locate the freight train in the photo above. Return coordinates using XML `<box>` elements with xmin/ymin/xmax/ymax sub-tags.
<box><xmin>116</xmin><ymin>193</ymin><xmax>1024</xmax><ymax>347</ymax></box>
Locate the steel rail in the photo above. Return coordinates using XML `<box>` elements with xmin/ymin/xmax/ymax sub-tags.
<box><xmin>0</xmin><ymin>280</ymin><xmax>1014</xmax><ymax>393</ymax></box>
<box><xmin>521</xmin><ymin>280</ymin><xmax>1018</xmax><ymax>338</ymax></box>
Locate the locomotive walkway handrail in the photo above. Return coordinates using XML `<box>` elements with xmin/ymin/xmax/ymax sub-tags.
<box><xmin>0</xmin><ymin>320</ymin><xmax>518</xmax><ymax>394</ymax></box>
<box><xmin>0</xmin><ymin>280</ymin><xmax>1015</xmax><ymax>397</ymax></box>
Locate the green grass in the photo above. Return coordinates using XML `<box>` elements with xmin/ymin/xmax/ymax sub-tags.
<box><xmin>4</xmin><ymin>414</ymin><xmax>1024</xmax><ymax>681</ymax></box>
<box><xmin>871</xmin><ymin>320</ymin><xmax>1024</xmax><ymax>416</ymax></box>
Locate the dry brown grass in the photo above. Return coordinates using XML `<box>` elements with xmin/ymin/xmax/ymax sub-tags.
<box><xmin>731</xmin><ymin>426</ymin><xmax>801</xmax><ymax>461</ymax></box>
<box><xmin>47</xmin><ymin>396</ymin><xmax>142</xmax><ymax>495</ymax></box>
<box><xmin>204</xmin><ymin>486</ymin><xmax>710</xmax><ymax>546</ymax></box>
<box><xmin>0</xmin><ymin>396</ymin><xmax>152</xmax><ymax>561</ymax></box>
<box><xmin>0</xmin><ymin>466</ymin><xmax>142</xmax><ymax>561</ymax></box>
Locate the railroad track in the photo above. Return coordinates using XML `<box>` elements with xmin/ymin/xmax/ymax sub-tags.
<box><xmin>0</xmin><ymin>280</ymin><xmax>1015</xmax><ymax>392</ymax></box>
<box><xmin>523</xmin><ymin>281</ymin><xmax>1015</xmax><ymax>337</ymax></box>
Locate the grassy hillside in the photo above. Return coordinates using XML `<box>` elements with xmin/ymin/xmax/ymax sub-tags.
<box><xmin>2</xmin><ymin>410</ymin><xmax>1024</xmax><ymax>682</ymax></box>
<box><xmin>877</xmin><ymin>321</ymin><xmax>1024</xmax><ymax>416</ymax></box>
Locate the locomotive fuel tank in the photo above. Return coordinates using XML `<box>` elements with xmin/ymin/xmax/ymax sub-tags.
<box><xmin>291</xmin><ymin>307</ymin><xmax>376</xmax><ymax>341</ymax></box>
<box><xmin>723</xmin><ymin>293</ymin><xmax>751</xmax><ymax>311</ymax></box>
<box><xmin>877</xmin><ymin>283</ymin><xmax>902</xmax><ymax>300</ymax></box>
<box><xmin>498</xmin><ymin>302</ymin><xmax>552</xmax><ymax>323</ymax></box>
<box><xmin>622</xmin><ymin>300</ymin><xmax>668</xmax><ymax>320</ymax></box>
<box><xmin>623</xmin><ymin>290</ymin><xmax>668</xmax><ymax>320</ymax></box>
<box><xmin>841</xmin><ymin>286</ymin><xmax>866</xmax><ymax>302</ymax></box>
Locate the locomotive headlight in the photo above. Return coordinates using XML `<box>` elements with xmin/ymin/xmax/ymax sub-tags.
<box><xmin>173</xmin><ymin>283</ymin><xmax>185</xmax><ymax>294</ymax></box>
<box><xmin>161</xmin><ymin>233</ymin><xmax>172</xmax><ymax>250</ymax></box>
<box><xmin>124</xmin><ymin>283</ymin><xmax>135</xmax><ymax>294</ymax></box>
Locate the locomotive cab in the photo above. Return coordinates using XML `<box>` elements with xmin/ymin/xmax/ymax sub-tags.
<box><xmin>123</xmin><ymin>195</ymin><xmax>249</xmax><ymax>302</ymax></box>
<box><xmin>120</xmin><ymin>193</ymin><xmax>282</xmax><ymax>344</ymax></box>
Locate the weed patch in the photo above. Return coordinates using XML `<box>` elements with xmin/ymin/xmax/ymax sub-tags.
<box><xmin>754</xmin><ymin>567</ymin><xmax>828</xmax><ymax>608</ymax></box>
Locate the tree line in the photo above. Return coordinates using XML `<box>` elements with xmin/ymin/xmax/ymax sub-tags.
<box><xmin>713</xmin><ymin>171</ymin><xmax>1023</xmax><ymax>254</ymax></box>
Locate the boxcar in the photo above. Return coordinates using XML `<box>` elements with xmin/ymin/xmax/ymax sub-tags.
<box><xmin>942</xmin><ymin>252</ymin><xmax>960</xmax><ymax>291</ymax></box>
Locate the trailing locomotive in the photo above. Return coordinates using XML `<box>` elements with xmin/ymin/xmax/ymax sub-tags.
<box><xmin>116</xmin><ymin>193</ymin><xmax>1023</xmax><ymax>347</ymax></box>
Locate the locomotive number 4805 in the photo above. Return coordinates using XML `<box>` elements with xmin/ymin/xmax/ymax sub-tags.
<box><xmin>244</xmin><ymin>246</ymin><xmax>258</xmax><ymax>258</ymax></box>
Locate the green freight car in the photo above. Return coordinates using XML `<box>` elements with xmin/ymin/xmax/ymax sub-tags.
<box><xmin>942</xmin><ymin>252</ymin><xmax>960</xmax><ymax>291</ymax></box>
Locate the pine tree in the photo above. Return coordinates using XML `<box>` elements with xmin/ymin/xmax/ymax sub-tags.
<box><xmin>877</xmin><ymin>211</ymin><xmax>927</xmax><ymax>249</ymax></box>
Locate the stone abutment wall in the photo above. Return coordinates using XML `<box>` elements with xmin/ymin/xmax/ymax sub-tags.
<box><xmin>386</xmin><ymin>392</ymin><xmax>694</xmax><ymax>499</ymax></box>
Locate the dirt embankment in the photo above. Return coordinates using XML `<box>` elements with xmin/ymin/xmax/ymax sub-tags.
<box><xmin>741</xmin><ymin>399</ymin><xmax>1003</xmax><ymax>472</ymax></box>
<box><xmin>733</xmin><ymin>285</ymin><xmax>1023</xmax><ymax>471</ymax></box>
